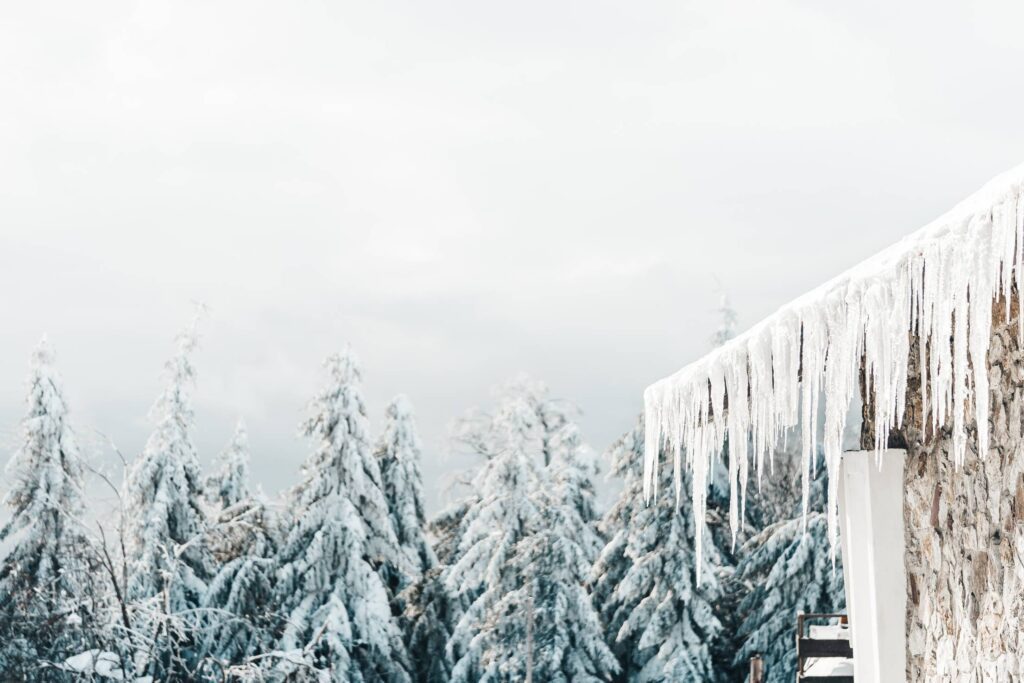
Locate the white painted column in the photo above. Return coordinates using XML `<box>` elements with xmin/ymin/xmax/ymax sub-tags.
<box><xmin>838</xmin><ymin>449</ymin><xmax>907</xmax><ymax>683</ymax></box>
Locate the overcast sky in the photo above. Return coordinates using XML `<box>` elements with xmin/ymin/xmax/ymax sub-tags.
<box><xmin>3</xmin><ymin>0</ymin><xmax>1024</xmax><ymax>512</ymax></box>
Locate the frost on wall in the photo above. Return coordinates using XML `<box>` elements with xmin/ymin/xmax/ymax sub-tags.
<box><xmin>644</xmin><ymin>164</ymin><xmax>1024</xmax><ymax>573</ymax></box>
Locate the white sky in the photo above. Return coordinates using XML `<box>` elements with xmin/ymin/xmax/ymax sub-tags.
<box><xmin>3</xmin><ymin>0</ymin><xmax>1024</xmax><ymax>511</ymax></box>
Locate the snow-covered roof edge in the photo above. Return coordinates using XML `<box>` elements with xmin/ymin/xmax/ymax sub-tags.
<box><xmin>644</xmin><ymin>163</ymin><xmax>1024</xmax><ymax>575</ymax></box>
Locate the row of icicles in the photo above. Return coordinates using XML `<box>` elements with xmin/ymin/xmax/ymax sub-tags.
<box><xmin>643</xmin><ymin>171</ymin><xmax>1024</xmax><ymax>580</ymax></box>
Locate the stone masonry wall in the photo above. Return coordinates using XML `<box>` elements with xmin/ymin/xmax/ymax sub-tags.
<box><xmin>898</xmin><ymin>301</ymin><xmax>1024</xmax><ymax>681</ymax></box>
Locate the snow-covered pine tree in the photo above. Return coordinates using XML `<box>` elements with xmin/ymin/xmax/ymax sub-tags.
<box><xmin>502</xmin><ymin>375</ymin><xmax>576</xmax><ymax>467</ymax></box>
<box><xmin>732</xmin><ymin>513</ymin><xmax>844</xmax><ymax>681</ymax></box>
<box><xmin>375</xmin><ymin>395</ymin><xmax>435</xmax><ymax>587</ymax></box>
<box><xmin>494</xmin><ymin>503</ymin><xmax>619</xmax><ymax>683</ymax></box>
<box><xmin>592</xmin><ymin>415</ymin><xmax>725</xmax><ymax>682</ymax></box>
<box><xmin>124</xmin><ymin>321</ymin><xmax>213</xmax><ymax>677</ymax></box>
<box><xmin>205</xmin><ymin>419</ymin><xmax>252</xmax><ymax>510</ymax></box>
<box><xmin>513</xmin><ymin>425</ymin><xmax>618</xmax><ymax>682</ymax></box>
<box><xmin>399</xmin><ymin>459</ymin><xmax>469</xmax><ymax>682</ymax></box>
<box><xmin>452</xmin><ymin>374</ymin><xmax>575</xmax><ymax>469</ymax></box>
<box><xmin>447</xmin><ymin>395</ymin><xmax>616</xmax><ymax>682</ymax></box>
<box><xmin>710</xmin><ymin>291</ymin><xmax>738</xmax><ymax>348</ymax></box>
<box><xmin>445</xmin><ymin>397</ymin><xmax>542</xmax><ymax>678</ymax></box>
<box><xmin>0</xmin><ymin>339</ymin><xmax>98</xmax><ymax>677</ymax></box>
<box><xmin>396</xmin><ymin>567</ymin><xmax>458</xmax><ymax>683</ymax></box>
<box><xmin>201</xmin><ymin>420</ymin><xmax>280</xmax><ymax>673</ymax></box>
<box><xmin>548</xmin><ymin>421</ymin><xmax>602</xmax><ymax>560</ymax></box>
<box><xmin>730</xmin><ymin>452</ymin><xmax>844</xmax><ymax>681</ymax></box>
<box><xmin>272</xmin><ymin>349</ymin><xmax>409</xmax><ymax>682</ymax></box>
<box><xmin>428</xmin><ymin>497</ymin><xmax>475</xmax><ymax>568</ymax></box>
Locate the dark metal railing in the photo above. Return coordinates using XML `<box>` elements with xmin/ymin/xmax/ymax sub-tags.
<box><xmin>796</xmin><ymin>612</ymin><xmax>853</xmax><ymax>682</ymax></box>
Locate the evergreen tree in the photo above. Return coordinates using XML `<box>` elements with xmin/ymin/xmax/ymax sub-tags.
<box><xmin>273</xmin><ymin>349</ymin><xmax>409</xmax><ymax>682</ymax></box>
<box><xmin>732</xmin><ymin>513</ymin><xmax>845</xmax><ymax>681</ymax></box>
<box><xmin>446</xmin><ymin>398</ymin><xmax>541</xmax><ymax>672</ymax></box>
<box><xmin>428</xmin><ymin>497</ymin><xmax>475</xmax><ymax>568</ymax></box>
<box><xmin>375</xmin><ymin>395</ymin><xmax>435</xmax><ymax>586</ymax></box>
<box><xmin>201</xmin><ymin>420</ymin><xmax>280</xmax><ymax>673</ymax></box>
<box><xmin>447</xmin><ymin>396</ymin><xmax>615</xmax><ymax>682</ymax></box>
<box><xmin>205</xmin><ymin>419</ymin><xmax>252</xmax><ymax>510</ymax></box>
<box><xmin>124</xmin><ymin>322</ymin><xmax>213</xmax><ymax>677</ymax></box>
<box><xmin>0</xmin><ymin>339</ymin><xmax>97</xmax><ymax>677</ymax></box>
<box><xmin>397</xmin><ymin>567</ymin><xmax>458</xmax><ymax>683</ymax></box>
<box><xmin>548</xmin><ymin>421</ymin><xmax>602</xmax><ymax>560</ymax></box>
<box><xmin>710</xmin><ymin>291</ymin><xmax>738</xmax><ymax>348</ymax></box>
<box><xmin>730</xmin><ymin>452</ymin><xmax>844</xmax><ymax>681</ymax></box>
<box><xmin>499</xmin><ymin>503</ymin><xmax>619</xmax><ymax>683</ymax></box>
<box><xmin>592</xmin><ymin>416</ymin><xmax>725</xmax><ymax>682</ymax></box>
<box><xmin>452</xmin><ymin>374</ymin><xmax>575</xmax><ymax>469</ymax></box>
<box><xmin>502</xmin><ymin>375</ymin><xmax>576</xmax><ymax>467</ymax></box>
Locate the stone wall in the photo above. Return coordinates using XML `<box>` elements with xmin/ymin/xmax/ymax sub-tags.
<box><xmin>897</xmin><ymin>302</ymin><xmax>1024</xmax><ymax>681</ymax></box>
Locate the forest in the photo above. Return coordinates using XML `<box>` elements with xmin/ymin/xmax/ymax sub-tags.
<box><xmin>0</xmin><ymin>313</ymin><xmax>843</xmax><ymax>682</ymax></box>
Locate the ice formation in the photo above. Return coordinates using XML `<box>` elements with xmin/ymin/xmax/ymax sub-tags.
<box><xmin>644</xmin><ymin>164</ymin><xmax>1024</xmax><ymax>575</ymax></box>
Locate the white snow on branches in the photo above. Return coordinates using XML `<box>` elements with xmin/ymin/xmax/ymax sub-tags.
<box><xmin>644</xmin><ymin>164</ymin><xmax>1024</xmax><ymax>576</ymax></box>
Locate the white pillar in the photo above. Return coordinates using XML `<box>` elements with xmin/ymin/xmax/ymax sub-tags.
<box><xmin>838</xmin><ymin>449</ymin><xmax>907</xmax><ymax>683</ymax></box>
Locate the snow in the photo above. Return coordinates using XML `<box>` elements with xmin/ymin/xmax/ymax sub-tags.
<box><xmin>64</xmin><ymin>650</ymin><xmax>125</xmax><ymax>680</ymax></box>
<box><xmin>809</xmin><ymin>623</ymin><xmax>850</xmax><ymax>640</ymax></box>
<box><xmin>644</xmin><ymin>163</ymin><xmax>1024</xmax><ymax>576</ymax></box>
<box><xmin>803</xmin><ymin>657</ymin><xmax>854</xmax><ymax>676</ymax></box>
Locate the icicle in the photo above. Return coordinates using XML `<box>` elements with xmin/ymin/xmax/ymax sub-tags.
<box><xmin>1016</xmin><ymin>193</ymin><xmax>1024</xmax><ymax>343</ymax></box>
<box><xmin>799</xmin><ymin>310</ymin><xmax>826</xmax><ymax>528</ymax></box>
<box><xmin>996</xmin><ymin>198</ymin><xmax>1016</xmax><ymax>323</ymax></box>
<box><xmin>969</xmin><ymin>212</ymin><xmax>995</xmax><ymax>459</ymax></box>
<box><xmin>724</xmin><ymin>350</ymin><xmax>750</xmax><ymax>545</ymax></box>
<box><xmin>913</xmin><ymin>253</ymin><xmax>929</xmax><ymax>435</ymax></box>
<box><xmin>641</xmin><ymin>167</ymin><xmax>1024</xmax><ymax>573</ymax></box>
<box><xmin>747</xmin><ymin>330</ymin><xmax>774</xmax><ymax>492</ymax></box>
<box><xmin>642</xmin><ymin>384</ymin><xmax>663</xmax><ymax>503</ymax></box>
<box><xmin>822</xmin><ymin>287</ymin><xmax>862</xmax><ymax>560</ymax></box>
<box><xmin>951</xmin><ymin>222</ymin><xmax>971</xmax><ymax>468</ymax></box>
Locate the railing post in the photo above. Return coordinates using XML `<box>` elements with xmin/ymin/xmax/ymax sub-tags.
<box><xmin>748</xmin><ymin>653</ymin><xmax>763</xmax><ymax>683</ymax></box>
<box><xmin>796</xmin><ymin>611</ymin><xmax>805</xmax><ymax>674</ymax></box>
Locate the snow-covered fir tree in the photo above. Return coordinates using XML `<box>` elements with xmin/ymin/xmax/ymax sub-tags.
<box><xmin>511</xmin><ymin>440</ymin><xmax>618</xmax><ymax>683</ymax></box>
<box><xmin>124</xmin><ymin>321</ymin><xmax>213</xmax><ymax>677</ymax></box>
<box><xmin>731</xmin><ymin>452</ymin><xmax>844</xmax><ymax>681</ymax></box>
<box><xmin>272</xmin><ymin>349</ymin><xmax>409</xmax><ymax>682</ymax></box>
<box><xmin>503</xmin><ymin>375</ymin><xmax>577</xmax><ymax>467</ymax></box>
<box><xmin>205</xmin><ymin>419</ymin><xmax>252</xmax><ymax>509</ymax></box>
<box><xmin>400</xmin><ymin>483</ymin><xmax>470</xmax><ymax>683</ymax></box>
<box><xmin>201</xmin><ymin>420</ymin><xmax>280</xmax><ymax>673</ymax></box>
<box><xmin>452</xmin><ymin>374</ymin><xmax>575</xmax><ymax>468</ymax></box>
<box><xmin>396</xmin><ymin>567</ymin><xmax>459</xmax><ymax>683</ymax></box>
<box><xmin>428</xmin><ymin>497</ymin><xmax>475</xmax><ymax>568</ymax></box>
<box><xmin>548</xmin><ymin>421</ymin><xmax>602</xmax><ymax>560</ymax></box>
<box><xmin>710</xmin><ymin>291</ymin><xmax>738</xmax><ymax>348</ymax></box>
<box><xmin>592</xmin><ymin>415</ymin><xmax>725</xmax><ymax>682</ymax></box>
<box><xmin>447</xmin><ymin>395</ymin><xmax>615</xmax><ymax>682</ymax></box>
<box><xmin>504</xmin><ymin>506</ymin><xmax>619</xmax><ymax>682</ymax></box>
<box><xmin>733</xmin><ymin>513</ymin><xmax>844</xmax><ymax>681</ymax></box>
<box><xmin>0</xmin><ymin>339</ymin><xmax>98</xmax><ymax>677</ymax></box>
<box><xmin>445</xmin><ymin>397</ymin><xmax>542</xmax><ymax>677</ymax></box>
<box><xmin>375</xmin><ymin>395</ymin><xmax>435</xmax><ymax>586</ymax></box>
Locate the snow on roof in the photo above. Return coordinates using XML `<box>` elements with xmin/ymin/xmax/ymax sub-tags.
<box><xmin>644</xmin><ymin>163</ymin><xmax>1024</xmax><ymax>573</ymax></box>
